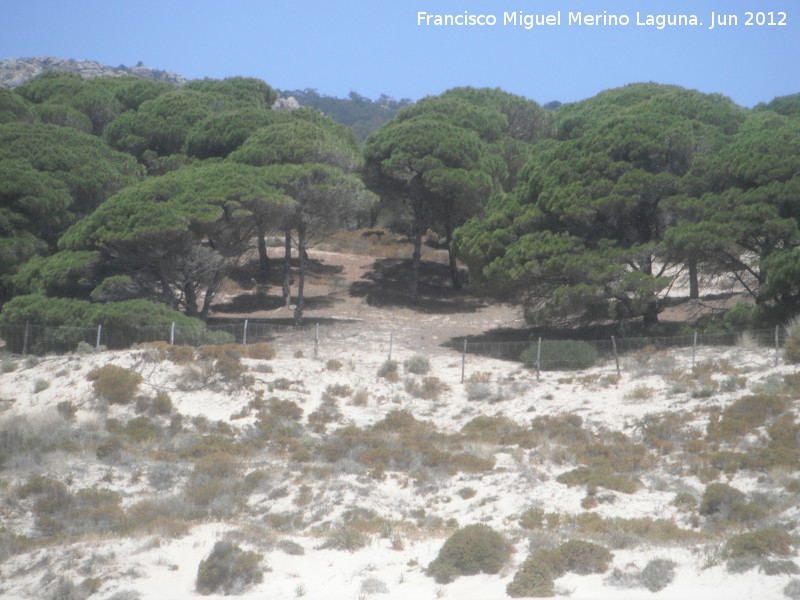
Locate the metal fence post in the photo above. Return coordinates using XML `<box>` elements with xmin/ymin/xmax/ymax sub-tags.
<box><xmin>692</xmin><ymin>331</ymin><xmax>698</xmax><ymax>369</ymax></box>
<box><xmin>96</xmin><ymin>324</ymin><xmax>103</xmax><ymax>349</ymax></box>
<box><xmin>775</xmin><ymin>325</ymin><xmax>780</xmax><ymax>366</ymax></box>
<box><xmin>170</xmin><ymin>322</ymin><xmax>175</xmax><ymax>345</ymax></box>
<box><xmin>461</xmin><ymin>339</ymin><xmax>467</xmax><ymax>383</ymax></box>
<box><xmin>243</xmin><ymin>319</ymin><xmax>249</xmax><ymax>346</ymax></box>
<box><xmin>611</xmin><ymin>336</ymin><xmax>620</xmax><ymax>378</ymax></box>
<box><xmin>23</xmin><ymin>321</ymin><xmax>30</xmax><ymax>355</ymax></box>
<box><xmin>388</xmin><ymin>332</ymin><xmax>393</xmax><ymax>361</ymax></box>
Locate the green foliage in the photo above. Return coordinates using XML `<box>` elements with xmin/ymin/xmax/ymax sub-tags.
<box><xmin>0</xmin><ymin>294</ymin><xmax>229</xmax><ymax>352</ymax></box>
<box><xmin>12</xmin><ymin>250</ymin><xmax>100</xmax><ymax>297</ymax></box>
<box><xmin>195</xmin><ymin>541</ymin><xmax>263</xmax><ymax>595</ymax></box>
<box><xmin>519</xmin><ymin>340</ymin><xmax>597</xmax><ymax>370</ymax></box>
<box><xmin>87</xmin><ymin>365</ymin><xmax>142</xmax><ymax>404</ymax></box>
<box><xmin>427</xmin><ymin>524</ymin><xmax>512</xmax><ymax>583</ymax></box>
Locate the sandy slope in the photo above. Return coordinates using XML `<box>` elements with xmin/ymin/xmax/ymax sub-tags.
<box><xmin>1</xmin><ymin>331</ymin><xmax>798</xmax><ymax>599</ymax></box>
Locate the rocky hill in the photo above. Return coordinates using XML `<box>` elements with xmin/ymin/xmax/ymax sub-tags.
<box><xmin>0</xmin><ymin>56</ymin><xmax>186</xmax><ymax>88</ymax></box>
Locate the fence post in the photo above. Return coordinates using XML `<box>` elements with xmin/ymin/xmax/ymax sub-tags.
<box><xmin>170</xmin><ymin>322</ymin><xmax>175</xmax><ymax>346</ymax></box>
<box><xmin>536</xmin><ymin>337</ymin><xmax>542</xmax><ymax>381</ymax></box>
<box><xmin>461</xmin><ymin>339</ymin><xmax>467</xmax><ymax>383</ymax></box>
<box><xmin>388</xmin><ymin>332</ymin><xmax>393</xmax><ymax>361</ymax></box>
<box><xmin>314</xmin><ymin>322</ymin><xmax>319</xmax><ymax>359</ymax></box>
<box><xmin>243</xmin><ymin>319</ymin><xmax>249</xmax><ymax>346</ymax></box>
<box><xmin>611</xmin><ymin>336</ymin><xmax>620</xmax><ymax>378</ymax></box>
<box><xmin>692</xmin><ymin>331</ymin><xmax>698</xmax><ymax>368</ymax></box>
<box><xmin>96</xmin><ymin>324</ymin><xmax>103</xmax><ymax>350</ymax></box>
<box><xmin>775</xmin><ymin>325</ymin><xmax>780</xmax><ymax>366</ymax></box>
<box><xmin>23</xmin><ymin>321</ymin><xmax>30</xmax><ymax>355</ymax></box>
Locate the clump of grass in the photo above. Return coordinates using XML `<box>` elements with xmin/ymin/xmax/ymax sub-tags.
<box><xmin>427</xmin><ymin>524</ymin><xmax>512</xmax><ymax>583</ymax></box>
<box><xmin>624</xmin><ymin>385</ymin><xmax>654</xmax><ymax>402</ymax></box>
<box><xmin>320</xmin><ymin>526</ymin><xmax>368</xmax><ymax>551</ymax></box>
<box><xmin>351</xmin><ymin>388</ymin><xmax>369</xmax><ymax>406</ymax></box>
<box><xmin>87</xmin><ymin>365</ymin><xmax>143</xmax><ymax>404</ymax></box>
<box><xmin>724</xmin><ymin>528</ymin><xmax>794</xmax><ymax>563</ymax></box>
<box><xmin>196</xmin><ymin>541</ymin><xmax>263</xmax><ymax>595</ymax></box>
<box><xmin>640</xmin><ymin>558</ymin><xmax>676</xmax><ymax>592</ymax></box>
<box><xmin>326</xmin><ymin>358</ymin><xmax>343</xmax><ymax>371</ymax></box>
<box><xmin>1</xmin><ymin>359</ymin><xmax>19</xmax><ymax>373</ymax></box>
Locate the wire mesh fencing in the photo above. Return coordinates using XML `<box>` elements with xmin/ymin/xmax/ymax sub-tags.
<box><xmin>0</xmin><ymin>320</ymin><xmax>789</xmax><ymax>376</ymax></box>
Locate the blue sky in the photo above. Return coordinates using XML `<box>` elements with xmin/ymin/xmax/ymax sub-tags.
<box><xmin>1</xmin><ymin>0</ymin><xmax>797</xmax><ymax>107</ymax></box>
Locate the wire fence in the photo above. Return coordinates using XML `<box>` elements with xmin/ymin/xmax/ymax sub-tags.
<box><xmin>0</xmin><ymin>321</ymin><xmax>789</xmax><ymax>375</ymax></box>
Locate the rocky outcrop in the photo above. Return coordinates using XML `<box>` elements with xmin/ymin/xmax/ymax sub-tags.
<box><xmin>0</xmin><ymin>56</ymin><xmax>186</xmax><ymax>88</ymax></box>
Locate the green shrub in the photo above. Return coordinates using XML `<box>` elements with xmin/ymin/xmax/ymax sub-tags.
<box><xmin>699</xmin><ymin>482</ymin><xmax>745</xmax><ymax>517</ymax></box>
<box><xmin>427</xmin><ymin>524</ymin><xmax>512</xmax><ymax>583</ymax></box>
<box><xmin>320</xmin><ymin>526</ymin><xmax>368</xmax><ymax>552</ymax></box>
<box><xmin>520</xmin><ymin>340</ymin><xmax>598</xmax><ymax>371</ymax></box>
<box><xmin>33</xmin><ymin>379</ymin><xmax>50</xmax><ymax>393</ymax></box>
<box><xmin>404</xmin><ymin>355</ymin><xmax>430</xmax><ymax>375</ymax></box>
<box><xmin>724</xmin><ymin>529</ymin><xmax>794</xmax><ymax>560</ymax></box>
<box><xmin>87</xmin><ymin>365</ymin><xmax>142</xmax><ymax>404</ymax></box>
<box><xmin>196</xmin><ymin>541</ymin><xmax>263</xmax><ymax>595</ymax></box>
<box><xmin>640</xmin><ymin>558</ymin><xmax>676</xmax><ymax>592</ymax></box>
<box><xmin>507</xmin><ymin>540</ymin><xmax>612</xmax><ymax>597</ymax></box>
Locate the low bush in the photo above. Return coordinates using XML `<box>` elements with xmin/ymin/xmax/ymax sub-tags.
<box><xmin>427</xmin><ymin>524</ymin><xmax>512</xmax><ymax>583</ymax></box>
<box><xmin>404</xmin><ymin>355</ymin><xmax>430</xmax><ymax>375</ymax></box>
<box><xmin>196</xmin><ymin>541</ymin><xmax>263</xmax><ymax>595</ymax></box>
<box><xmin>507</xmin><ymin>540</ymin><xmax>612</xmax><ymax>597</ymax></box>
<box><xmin>556</xmin><ymin>467</ymin><xmax>639</xmax><ymax>494</ymax></box>
<box><xmin>520</xmin><ymin>340</ymin><xmax>598</xmax><ymax>371</ymax></box>
<box><xmin>724</xmin><ymin>528</ymin><xmax>794</xmax><ymax>560</ymax></box>
<box><xmin>707</xmin><ymin>394</ymin><xmax>790</xmax><ymax>442</ymax></box>
<box><xmin>377</xmin><ymin>359</ymin><xmax>398</xmax><ymax>379</ymax></box>
<box><xmin>87</xmin><ymin>365</ymin><xmax>142</xmax><ymax>404</ymax></box>
<box><xmin>640</xmin><ymin>558</ymin><xmax>676</xmax><ymax>592</ymax></box>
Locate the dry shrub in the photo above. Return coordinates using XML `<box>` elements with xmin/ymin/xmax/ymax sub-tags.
<box><xmin>784</xmin><ymin>330</ymin><xmax>800</xmax><ymax>363</ymax></box>
<box><xmin>215</xmin><ymin>354</ymin><xmax>245</xmax><ymax>381</ymax></box>
<box><xmin>557</xmin><ymin>467</ymin><xmax>639</xmax><ymax>494</ymax></box>
<box><xmin>326</xmin><ymin>358</ymin><xmax>343</xmax><ymax>371</ymax></box>
<box><xmin>245</xmin><ymin>342</ymin><xmax>275</xmax><ymax>360</ymax></box>
<box><xmin>351</xmin><ymin>388</ymin><xmax>369</xmax><ymax>406</ymax></box>
<box><xmin>405</xmin><ymin>376</ymin><xmax>448</xmax><ymax>400</ymax></box>
<box><xmin>87</xmin><ymin>365</ymin><xmax>142</xmax><ymax>404</ymax></box>
<box><xmin>707</xmin><ymin>394</ymin><xmax>790</xmax><ymax>442</ymax></box>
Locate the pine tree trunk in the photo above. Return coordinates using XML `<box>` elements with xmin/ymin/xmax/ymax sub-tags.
<box><xmin>445</xmin><ymin>219</ymin><xmax>461</xmax><ymax>290</ymax></box>
<box><xmin>688</xmin><ymin>259</ymin><xmax>699</xmax><ymax>299</ymax></box>
<box><xmin>257</xmin><ymin>230</ymin><xmax>270</xmax><ymax>282</ymax></box>
<box><xmin>282</xmin><ymin>229</ymin><xmax>291</xmax><ymax>307</ymax></box>
<box><xmin>294</xmin><ymin>224</ymin><xmax>306</xmax><ymax>325</ymax></box>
